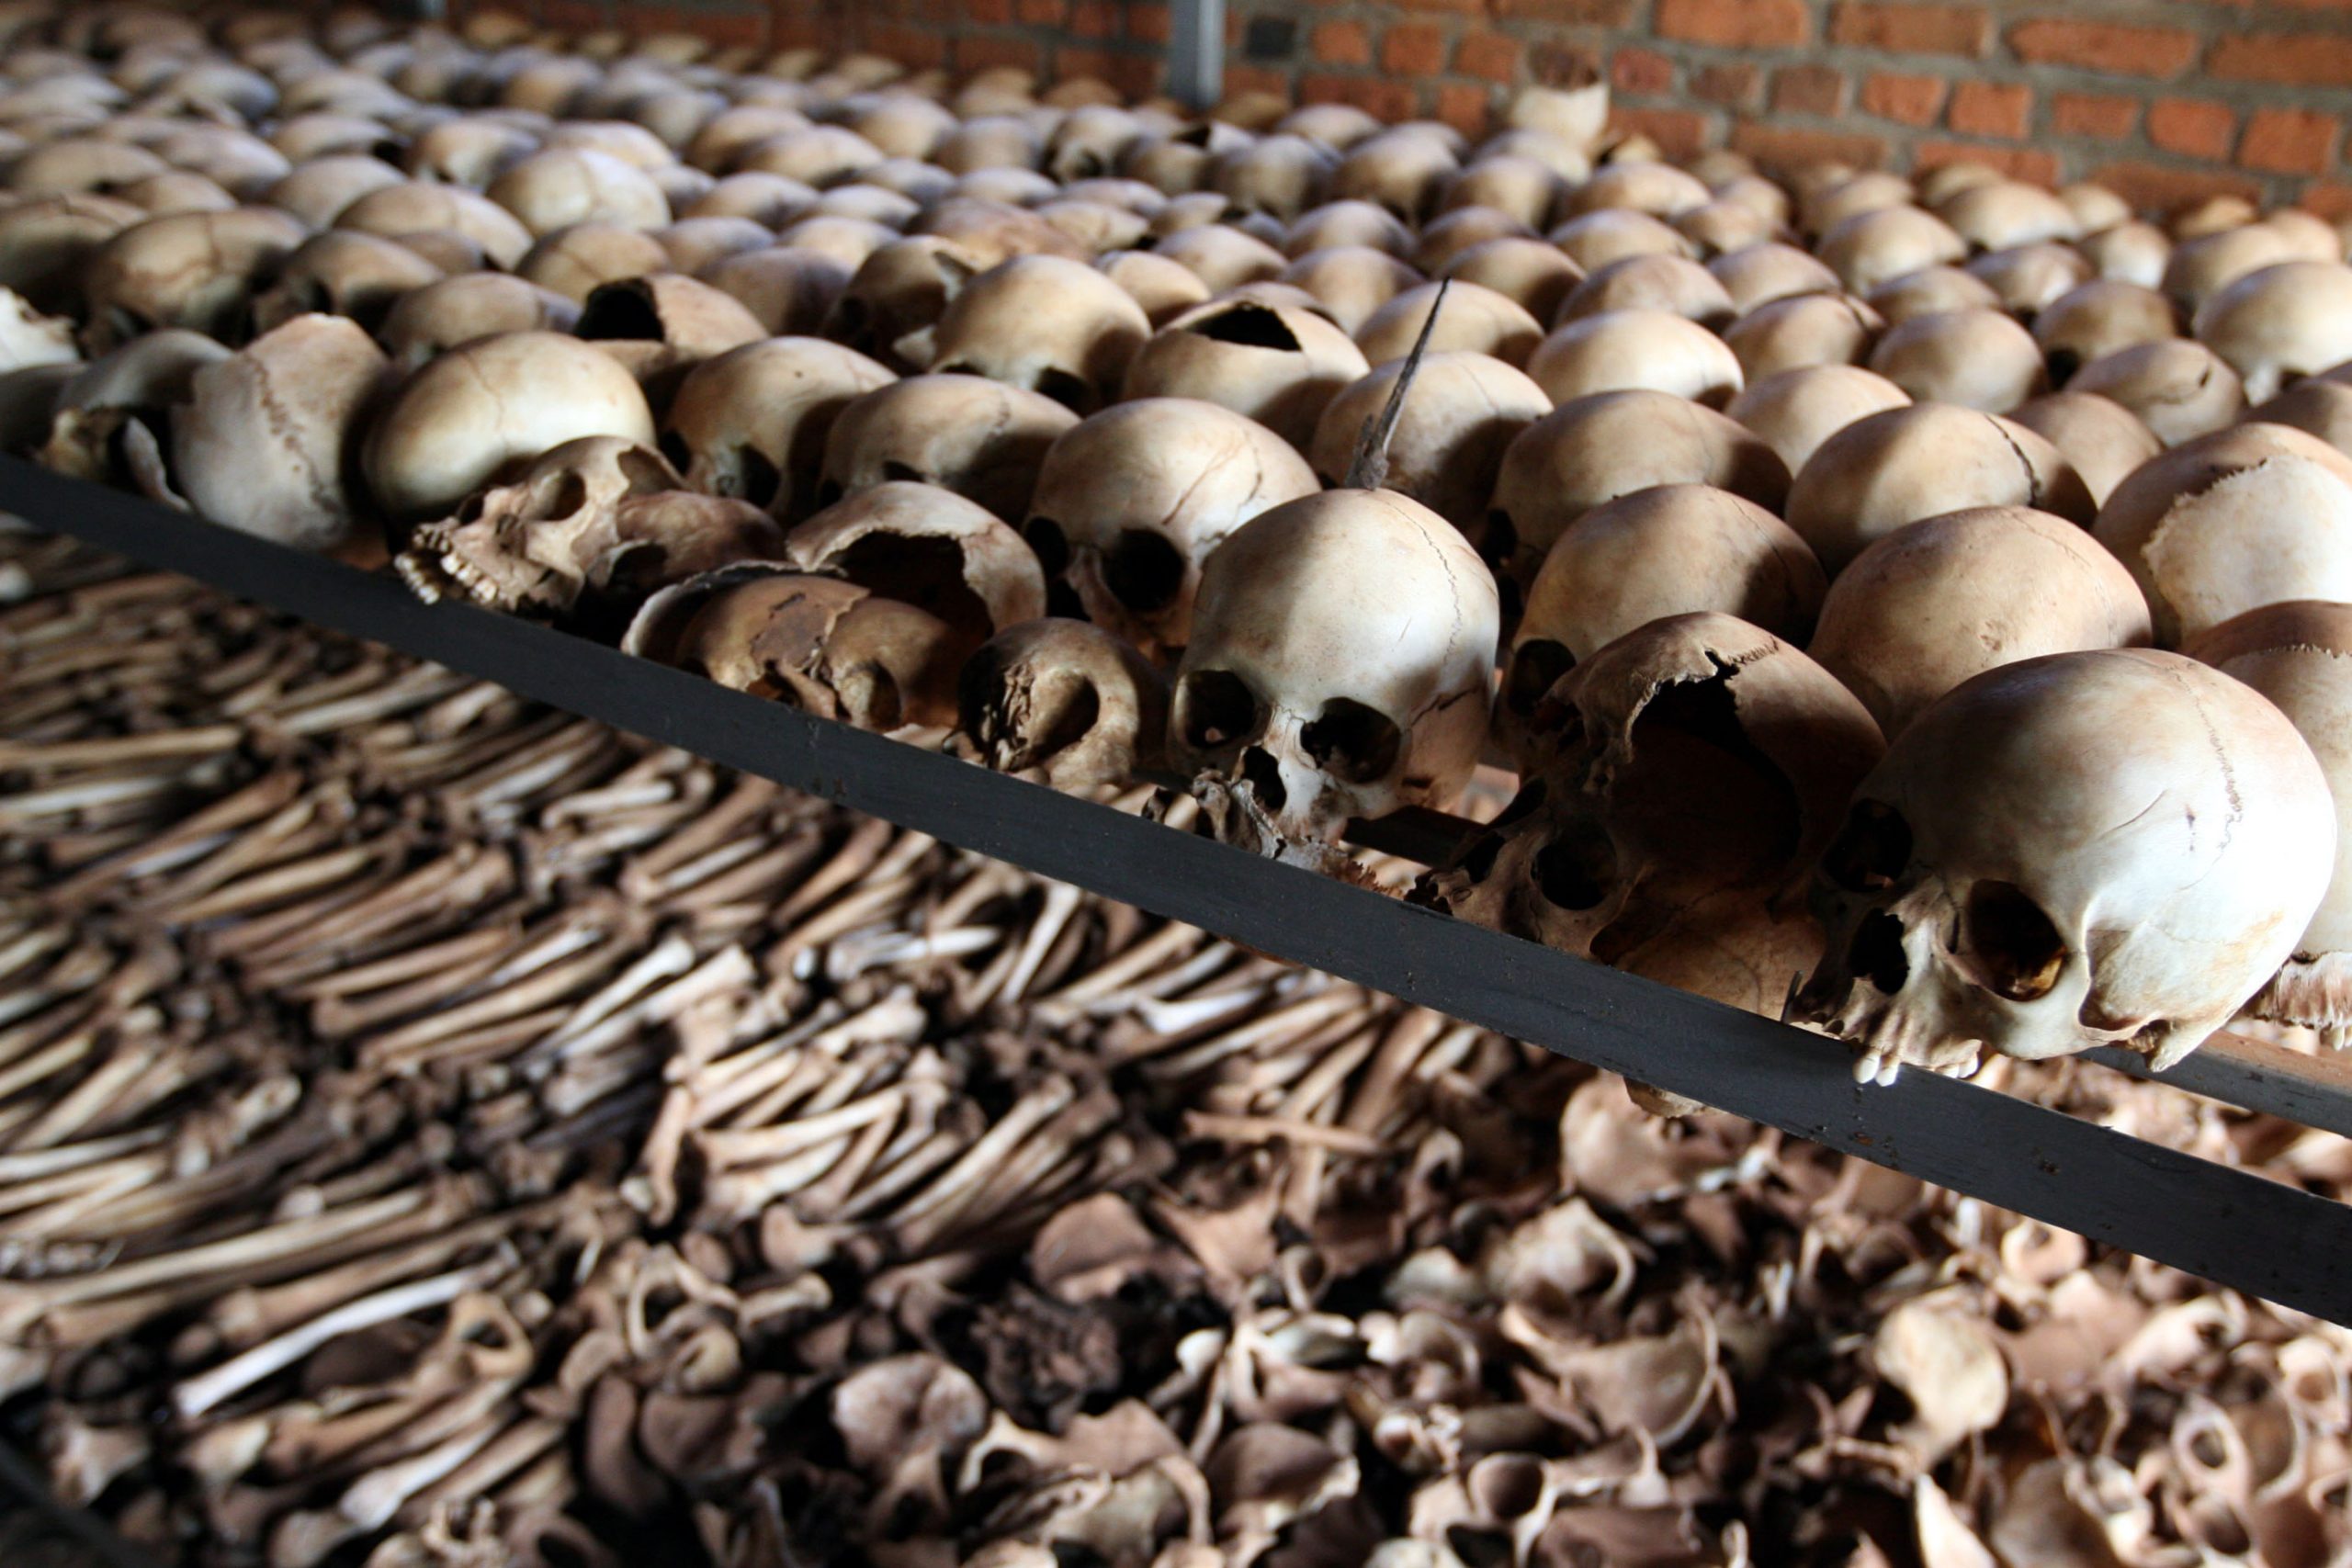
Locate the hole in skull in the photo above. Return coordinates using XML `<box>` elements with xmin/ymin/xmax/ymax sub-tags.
<box><xmin>1104</xmin><ymin>528</ymin><xmax>1184</xmax><ymax>614</ymax></box>
<box><xmin>1849</xmin><ymin>909</ymin><xmax>1910</xmax><ymax>995</ymax></box>
<box><xmin>1481</xmin><ymin>509</ymin><xmax>1519</xmax><ymax>570</ymax></box>
<box><xmin>1532</xmin><ymin>825</ymin><xmax>1614</xmax><ymax>910</ymax></box>
<box><xmin>1023</xmin><ymin>515</ymin><xmax>1070</xmax><ymax>577</ymax></box>
<box><xmin>814</xmin><ymin>477</ymin><xmax>845</xmax><ymax>507</ymax></box>
<box><xmin>1823</xmin><ymin>800</ymin><xmax>1914</xmax><ymax>894</ymax></box>
<box><xmin>831</xmin><ymin>295</ymin><xmax>871</xmax><ymax>338</ymax></box>
<box><xmin>1045</xmin><ymin>578</ymin><xmax>1087</xmax><ymax>618</ymax></box>
<box><xmin>1067</xmin><ymin>152</ymin><xmax>1104</xmax><ymax>178</ymax></box>
<box><xmin>657</xmin><ymin>430</ymin><xmax>694</xmax><ymax>474</ymax></box>
<box><xmin>1626</xmin><ymin>669</ymin><xmax>1804</xmax><ymax>872</ymax></box>
<box><xmin>1239</xmin><ymin>744</ymin><xmax>1286</xmax><ymax>812</ymax></box>
<box><xmin>1447</xmin><ymin>1526</ymin><xmax>1514</xmax><ymax>1568</ymax></box>
<box><xmin>730</xmin><ymin>446</ymin><xmax>782</xmax><ymax>507</ymax></box>
<box><xmin>527</xmin><ymin>470</ymin><xmax>590</xmax><ymax>522</ymax></box>
<box><xmin>1032</xmin><ymin>367</ymin><xmax>1094</xmax><ymax>412</ymax></box>
<box><xmin>1176</xmin><ymin>669</ymin><xmax>1261</xmax><ymax>752</ymax></box>
<box><xmin>1300</xmin><ymin>698</ymin><xmax>1402</xmax><ymax>785</ymax></box>
<box><xmin>1176</xmin><ymin>124</ymin><xmax>1215</xmax><ymax>148</ymax></box>
<box><xmin>2045</xmin><ymin>347</ymin><xmax>2081</xmax><ymax>388</ymax></box>
<box><xmin>1504</xmin><ymin>638</ymin><xmax>1574</xmax><ymax>716</ymax></box>
<box><xmin>880</xmin><ymin>460</ymin><xmax>927</xmax><ymax>484</ymax></box>
<box><xmin>1965</xmin><ymin>880</ymin><xmax>2067</xmax><ymax>1002</ymax></box>
<box><xmin>575</xmin><ymin>285</ymin><xmax>664</xmax><ymax>341</ymax></box>
<box><xmin>1456</xmin><ymin>828</ymin><xmax>1507</xmax><ymax>884</ymax></box>
<box><xmin>829</xmin><ymin>534</ymin><xmax>994</xmax><ymax>649</ymax></box>
<box><xmin>1188</xmin><ymin>302</ymin><xmax>1301</xmax><ymax>352</ymax></box>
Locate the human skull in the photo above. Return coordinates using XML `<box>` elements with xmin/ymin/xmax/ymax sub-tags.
<box><xmin>1864</xmin><ymin>265</ymin><xmax>2000</xmax><ymax>326</ymax></box>
<box><xmin>1558</xmin><ymin>254</ymin><xmax>1736</xmax><ymax>331</ymax></box>
<box><xmin>1354</xmin><ymin>280</ymin><xmax>1542</xmax><ymax>367</ymax></box>
<box><xmin>1721</xmin><ymin>293</ymin><xmax>1883</xmax><ymax>381</ymax></box>
<box><xmin>2192</xmin><ymin>260</ymin><xmax>2352</xmax><ymax>405</ymax></box>
<box><xmin>1487</xmin><ymin>389</ymin><xmax>1790</xmax><ymax>595</ymax></box>
<box><xmin>1965</xmin><ymin>242</ymin><xmax>2093</xmax><ymax>317</ymax></box>
<box><xmin>782</xmin><ymin>479</ymin><xmax>1046</xmax><ymax>649</ymax></box>
<box><xmin>659</xmin><ymin>335</ymin><xmax>894</xmax><ymax>521</ymax></box>
<box><xmin>249</xmin><ymin>231</ymin><xmax>445</xmax><ymax>336</ymax></box>
<box><xmin>1308</xmin><ymin>351</ymin><xmax>1552</xmax><ymax>538</ymax></box>
<box><xmin>1724</xmin><ymin>364</ymin><xmax>1912</xmax><ymax>477</ymax></box>
<box><xmin>1548</xmin><ymin>209</ymin><xmax>1690</xmax><ymax>274</ymax></box>
<box><xmin>1792</xmin><ymin>648</ymin><xmax>2335</xmax><ymax>1081</ymax></box>
<box><xmin>2091</xmin><ymin>422</ymin><xmax>2352</xmax><ymax>646</ymax></box>
<box><xmin>2031</xmin><ymin>279</ymin><xmax>2177</xmax><ymax>388</ymax></box>
<box><xmin>1807</xmin><ymin>505</ymin><xmax>2154</xmax><ymax>739</ymax></box>
<box><xmin>2005</xmin><ymin>391</ymin><xmax>2164</xmax><ymax>506</ymax></box>
<box><xmin>1428</xmin><ymin>613</ymin><xmax>1881</xmax><ymax>999</ymax></box>
<box><xmin>2185</xmin><ymin>602</ymin><xmax>2352</xmax><ymax>1041</ymax></box>
<box><xmin>1866</xmin><ymin>308</ymin><xmax>2045</xmax><ymax>413</ymax></box>
<box><xmin>1278</xmin><ymin>246</ymin><xmax>1422</xmax><ymax>334</ymax></box>
<box><xmin>485</xmin><ymin>146</ymin><xmax>670</xmax><ymax>235</ymax></box>
<box><xmin>625</xmin><ymin>564</ymin><xmax>963</xmax><ymax>732</ymax></box>
<box><xmin>398</xmin><ymin>436</ymin><xmax>786</xmax><ymax>623</ymax></box>
<box><xmin>81</xmin><ymin>206</ymin><xmax>308</xmax><ymax>350</ymax></box>
<box><xmin>1937</xmin><ymin>181</ymin><xmax>2078</xmax><ymax>253</ymax></box>
<box><xmin>1498</xmin><ymin>485</ymin><xmax>1827</xmax><ymax>755</ymax></box>
<box><xmin>1441</xmin><ymin>237</ymin><xmax>1581</xmax><ymax>322</ymax></box>
<box><xmin>1096</xmin><ymin>250</ymin><xmax>1214</xmax><ymax>328</ymax></box>
<box><xmin>1285</xmin><ymin>200</ymin><xmax>1412</xmax><ymax>258</ymax></box>
<box><xmin>1819</xmin><ymin>206</ymin><xmax>1966</xmax><ymax>294</ymax></box>
<box><xmin>364</xmin><ymin>330</ymin><xmax>657</xmax><ymax>523</ymax></box>
<box><xmin>1525</xmin><ymin>308</ymin><xmax>1742</xmax><ymax>407</ymax></box>
<box><xmin>36</xmin><ymin>327</ymin><xmax>226</xmax><ymax>490</ymax></box>
<box><xmin>2080</xmin><ymin>220</ymin><xmax>2171</xmax><ymax>289</ymax></box>
<box><xmin>376</xmin><ymin>274</ymin><xmax>580</xmax><ymax>371</ymax></box>
<box><xmin>573</xmin><ymin>271</ymin><xmax>768</xmax><ymax>400</ymax></box>
<box><xmin>171</xmin><ymin>314</ymin><xmax>388</xmax><ymax>556</ymax></box>
<box><xmin>1170</xmin><ymin>489</ymin><xmax>1498</xmax><ymax>854</ymax></box>
<box><xmin>1121</xmin><ymin>297</ymin><xmax>1371</xmax><ymax>449</ymax></box>
<box><xmin>1709</xmin><ymin>242</ymin><xmax>1838</xmax><ymax>313</ymax></box>
<box><xmin>334</xmin><ymin>181</ymin><xmax>534</xmax><ymax>269</ymax></box>
<box><xmin>1787</xmin><ymin>404</ymin><xmax>2093</xmax><ymax>576</ymax></box>
<box><xmin>2066</xmin><ymin>339</ymin><xmax>2245</xmax><ymax>446</ymax></box>
<box><xmin>0</xmin><ymin>194</ymin><xmax>142</xmax><ymax>314</ymax></box>
<box><xmin>958</xmin><ymin>617</ymin><xmax>1170</xmax><ymax>790</ymax></box>
<box><xmin>820</xmin><ymin>373</ymin><xmax>1080</xmax><ymax>525</ymax></box>
<box><xmin>895</xmin><ymin>254</ymin><xmax>1150</xmax><ymax>413</ymax></box>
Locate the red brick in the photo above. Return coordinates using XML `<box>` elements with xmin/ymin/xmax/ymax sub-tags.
<box><xmin>1732</xmin><ymin>120</ymin><xmax>1891</xmax><ymax>173</ymax></box>
<box><xmin>1528</xmin><ymin>40</ymin><xmax>1602</xmax><ymax>88</ymax></box>
<box><xmin>543</xmin><ymin>0</ymin><xmax>604</xmax><ymax>30</ymax></box>
<box><xmin>1912</xmin><ymin>141</ymin><xmax>2058</xmax><ymax>185</ymax></box>
<box><xmin>1656</xmin><ymin>0</ymin><xmax>1809</xmax><ymax>48</ymax></box>
<box><xmin>956</xmin><ymin>34</ymin><xmax>1042</xmax><ymax>71</ymax></box>
<box><xmin>2088</xmin><ymin>160</ymin><xmax>2263</xmax><ymax>217</ymax></box>
<box><xmin>2210</xmin><ymin>32</ymin><xmax>2352</xmax><ymax>84</ymax></box>
<box><xmin>1067</xmin><ymin>0</ymin><xmax>1114</xmax><ymax>37</ymax></box>
<box><xmin>2050</xmin><ymin>91</ymin><xmax>2138</xmax><ymax>141</ymax></box>
<box><xmin>1611</xmin><ymin>106</ymin><xmax>1716</xmax><ymax>161</ymax></box>
<box><xmin>1126</xmin><ymin>2</ymin><xmax>1170</xmax><ymax>44</ymax></box>
<box><xmin>1611</xmin><ymin>46</ymin><xmax>1675</xmax><ymax>96</ymax></box>
<box><xmin>1860</xmin><ymin>71</ymin><xmax>1946</xmax><ymax>127</ymax></box>
<box><xmin>1946</xmin><ymin>80</ymin><xmax>2030</xmax><ymax>140</ymax></box>
<box><xmin>964</xmin><ymin>0</ymin><xmax>1012</xmax><ymax>24</ymax></box>
<box><xmin>1310</xmin><ymin>18</ymin><xmax>1372</xmax><ymax>66</ymax></box>
<box><xmin>2008</xmin><ymin>18</ymin><xmax>2199</xmax><ymax>76</ymax></box>
<box><xmin>1301</xmin><ymin>73</ymin><xmax>1420</xmax><ymax>121</ymax></box>
<box><xmin>869</xmin><ymin>22</ymin><xmax>944</xmax><ymax>64</ymax></box>
<box><xmin>1491</xmin><ymin>0</ymin><xmax>1634</xmax><ymax>21</ymax></box>
<box><xmin>1829</xmin><ymin>3</ymin><xmax>1990</xmax><ymax>57</ymax></box>
<box><xmin>2147</xmin><ymin>97</ymin><xmax>2236</xmax><ymax>160</ymax></box>
<box><xmin>1389</xmin><ymin>0</ymin><xmax>1485</xmax><ymax>17</ymax></box>
<box><xmin>1014</xmin><ymin>0</ymin><xmax>1064</xmax><ymax>25</ymax></box>
<box><xmin>1771</xmin><ymin>65</ymin><xmax>1846</xmax><ymax>118</ymax></box>
<box><xmin>1382</xmin><ymin>21</ymin><xmax>1447</xmax><ymax>74</ymax></box>
<box><xmin>2300</xmin><ymin>183</ymin><xmax>2352</xmax><ymax>221</ymax></box>
<box><xmin>1690</xmin><ymin>62</ymin><xmax>1761</xmax><ymax>108</ymax></box>
<box><xmin>1455</xmin><ymin>30</ymin><xmax>1521</xmax><ymax>83</ymax></box>
<box><xmin>769</xmin><ymin>13</ymin><xmax>822</xmax><ymax>49</ymax></box>
<box><xmin>1433</xmin><ymin>83</ymin><xmax>1494</xmax><ymax>136</ymax></box>
<box><xmin>2241</xmin><ymin>107</ymin><xmax>2340</xmax><ymax>174</ymax></box>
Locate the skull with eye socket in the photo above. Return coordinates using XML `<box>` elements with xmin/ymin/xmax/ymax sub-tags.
<box><xmin>1169</xmin><ymin>489</ymin><xmax>1498</xmax><ymax>864</ymax></box>
<box><xmin>1793</xmin><ymin>648</ymin><xmax>2336</xmax><ymax>1085</ymax></box>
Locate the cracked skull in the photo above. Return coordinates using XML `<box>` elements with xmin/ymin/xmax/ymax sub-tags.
<box><xmin>1170</xmin><ymin>489</ymin><xmax>1499</xmax><ymax>852</ymax></box>
<box><xmin>1792</xmin><ymin>648</ymin><xmax>2335</xmax><ymax>1083</ymax></box>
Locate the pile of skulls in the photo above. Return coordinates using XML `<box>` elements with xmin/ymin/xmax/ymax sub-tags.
<box><xmin>7</xmin><ymin>525</ymin><xmax>2352</xmax><ymax>1568</ymax></box>
<box><xmin>10</xmin><ymin>2</ymin><xmax>2352</xmax><ymax>1088</ymax></box>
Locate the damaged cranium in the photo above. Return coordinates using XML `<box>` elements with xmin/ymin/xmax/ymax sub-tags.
<box><xmin>1792</xmin><ymin>648</ymin><xmax>2335</xmax><ymax>1082</ymax></box>
<box><xmin>959</xmin><ymin>617</ymin><xmax>1170</xmax><ymax>791</ymax></box>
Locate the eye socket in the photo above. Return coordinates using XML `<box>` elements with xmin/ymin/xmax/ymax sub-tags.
<box><xmin>1300</xmin><ymin>697</ymin><xmax>1402</xmax><ymax>785</ymax></box>
<box><xmin>1964</xmin><ymin>879</ymin><xmax>2067</xmax><ymax>1002</ymax></box>
<box><xmin>1503</xmin><ymin>638</ymin><xmax>1574</xmax><ymax>717</ymax></box>
<box><xmin>1103</xmin><ymin>528</ymin><xmax>1184</xmax><ymax>614</ymax></box>
<box><xmin>1175</xmin><ymin>668</ymin><xmax>1261</xmax><ymax>752</ymax></box>
<box><xmin>1532</xmin><ymin>824</ymin><xmax>1614</xmax><ymax>910</ymax></box>
<box><xmin>1822</xmin><ymin>800</ymin><xmax>1913</xmax><ymax>894</ymax></box>
<box><xmin>1023</xmin><ymin>515</ymin><xmax>1070</xmax><ymax>577</ymax></box>
<box><xmin>1032</xmin><ymin>367</ymin><xmax>1093</xmax><ymax>413</ymax></box>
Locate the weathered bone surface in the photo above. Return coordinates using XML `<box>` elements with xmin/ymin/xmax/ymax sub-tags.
<box><xmin>959</xmin><ymin>617</ymin><xmax>1170</xmax><ymax>789</ymax></box>
<box><xmin>1794</xmin><ymin>649</ymin><xmax>2335</xmax><ymax>1082</ymax></box>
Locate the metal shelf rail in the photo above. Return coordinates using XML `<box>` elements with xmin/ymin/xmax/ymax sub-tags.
<box><xmin>6</xmin><ymin>454</ymin><xmax>2352</xmax><ymax>1325</ymax></box>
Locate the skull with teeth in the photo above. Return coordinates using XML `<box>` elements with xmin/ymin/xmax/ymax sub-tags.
<box><xmin>1792</xmin><ymin>648</ymin><xmax>2335</xmax><ymax>1083</ymax></box>
<box><xmin>397</xmin><ymin>435</ymin><xmax>786</xmax><ymax>623</ymax></box>
<box><xmin>1169</xmin><ymin>489</ymin><xmax>1499</xmax><ymax>860</ymax></box>
<box><xmin>1428</xmin><ymin>613</ymin><xmax>1882</xmax><ymax>1004</ymax></box>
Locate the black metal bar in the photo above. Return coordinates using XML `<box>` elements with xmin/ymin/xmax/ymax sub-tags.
<box><xmin>7</xmin><ymin>456</ymin><xmax>2352</xmax><ymax>1324</ymax></box>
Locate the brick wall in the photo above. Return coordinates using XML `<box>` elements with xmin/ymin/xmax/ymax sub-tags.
<box><xmin>478</xmin><ymin>0</ymin><xmax>2352</xmax><ymax>215</ymax></box>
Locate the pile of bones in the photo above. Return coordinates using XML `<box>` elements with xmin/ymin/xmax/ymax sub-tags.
<box><xmin>4</xmin><ymin>0</ymin><xmax>2352</xmax><ymax>1562</ymax></box>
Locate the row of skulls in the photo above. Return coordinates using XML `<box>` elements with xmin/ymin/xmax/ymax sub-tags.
<box><xmin>7</xmin><ymin>0</ymin><xmax>2352</xmax><ymax>1097</ymax></box>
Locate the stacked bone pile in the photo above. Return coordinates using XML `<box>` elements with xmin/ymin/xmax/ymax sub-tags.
<box><xmin>6</xmin><ymin>525</ymin><xmax>2352</xmax><ymax>1568</ymax></box>
<box><xmin>11</xmin><ymin>4</ymin><xmax>2352</xmax><ymax>1088</ymax></box>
